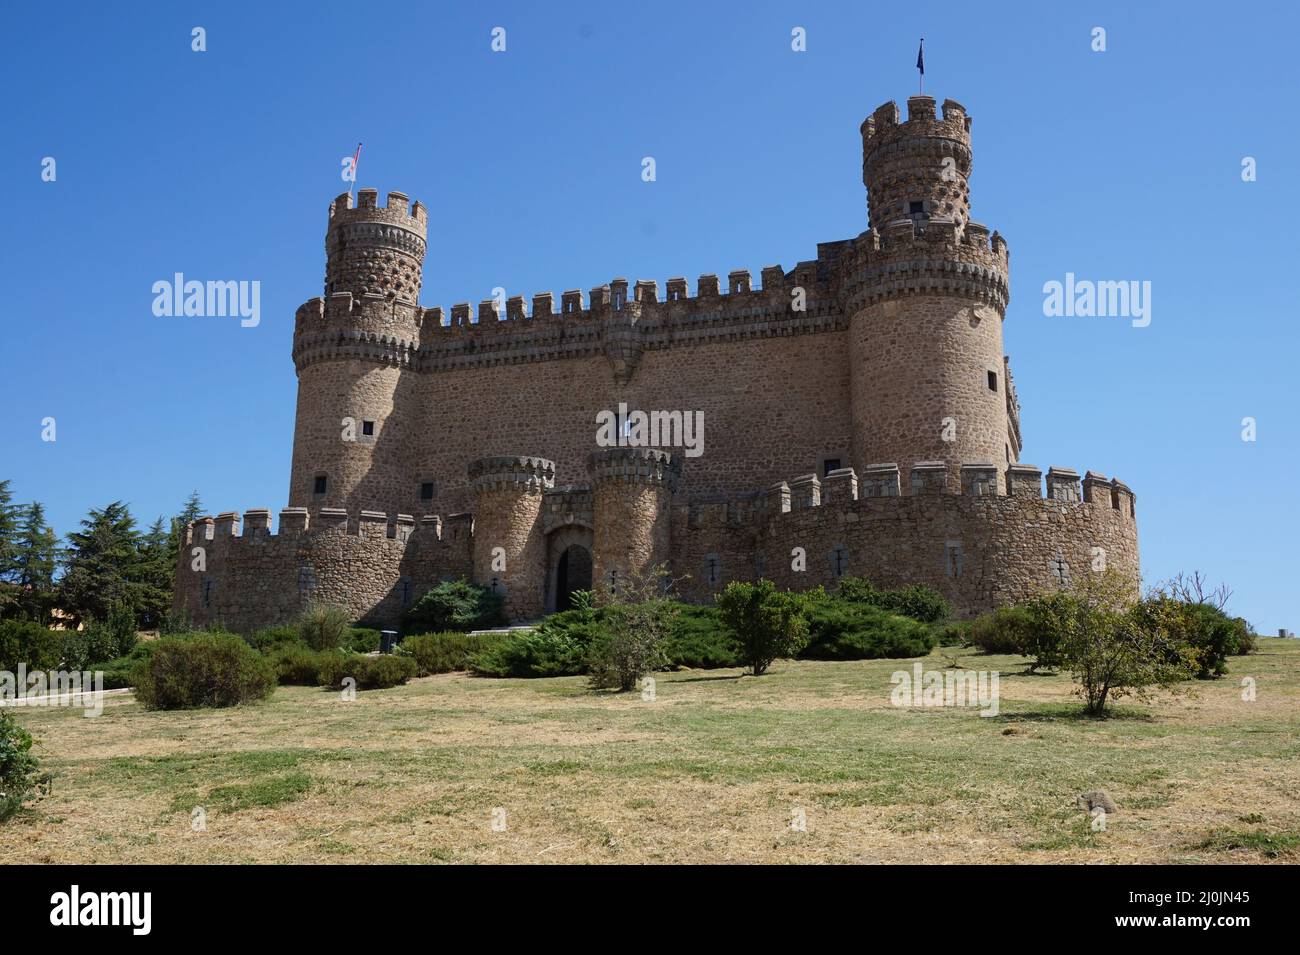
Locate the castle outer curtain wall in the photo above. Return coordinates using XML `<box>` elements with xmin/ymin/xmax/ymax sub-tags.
<box><xmin>174</xmin><ymin>94</ymin><xmax>1142</xmax><ymax>632</ymax></box>
<box><xmin>174</xmin><ymin>509</ymin><xmax>474</xmax><ymax>635</ymax></box>
<box><xmin>175</xmin><ymin>463</ymin><xmax>1137</xmax><ymax>633</ymax></box>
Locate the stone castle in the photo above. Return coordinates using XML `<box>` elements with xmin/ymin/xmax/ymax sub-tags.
<box><xmin>174</xmin><ymin>94</ymin><xmax>1139</xmax><ymax>632</ymax></box>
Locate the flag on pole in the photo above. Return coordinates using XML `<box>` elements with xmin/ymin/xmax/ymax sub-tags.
<box><xmin>348</xmin><ymin>142</ymin><xmax>363</xmax><ymax>200</ymax></box>
<box><xmin>916</xmin><ymin>38</ymin><xmax>925</xmax><ymax>92</ymax></box>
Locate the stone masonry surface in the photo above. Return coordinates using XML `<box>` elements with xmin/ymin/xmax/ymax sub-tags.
<box><xmin>175</xmin><ymin>94</ymin><xmax>1139</xmax><ymax>630</ymax></box>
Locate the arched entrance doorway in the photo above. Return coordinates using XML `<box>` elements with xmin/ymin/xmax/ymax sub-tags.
<box><xmin>555</xmin><ymin>544</ymin><xmax>593</xmax><ymax>612</ymax></box>
<box><xmin>546</xmin><ymin>525</ymin><xmax>594</xmax><ymax>613</ymax></box>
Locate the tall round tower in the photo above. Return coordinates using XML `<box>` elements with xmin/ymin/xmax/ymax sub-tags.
<box><xmin>289</xmin><ymin>188</ymin><xmax>428</xmax><ymax>516</ymax></box>
<box><xmin>844</xmin><ymin>96</ymin><xmax>1012</xmax><ymax>492</ymax></box>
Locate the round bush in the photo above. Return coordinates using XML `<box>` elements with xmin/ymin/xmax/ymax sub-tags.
<box><xmin>265</xmin><ymin>644</ymin><xmax>342</xmax><ymax>686</ymax></box>
<box><xmin>132</xmin><ymin>633</ymin><xmax>276</xmax><ymax>709</ymax></box>
<box><xmin>968</xmin><ymin>607</ymin><xmax>1037</xmax><ymax>656</ymax></box>
<box><xmin>801</xmin><ymin>602</ymin><xmax>935</xmax><ymax>660</ymax></box>
<box><xmin>402</xmin><ymin>631</ymin><xmax>506</xmax><ymax>676</ymax></box>
<box><xmin>297</xmin><ymin>604</ymin><xmax>352</xmax><ymax>650</ymax></box>
<box><xmin>316</xmin><ymin>653</ymin><xmax>417</xmax><ymax>690</ymax></box>
<box><xmin>402</xmin><ymin>579</ymin><xmax>505</xmax><ymax>634</ymax></box>
<box><xmin>245</xmin><ymin>625</ymin><xmax>303</xmax><ymax>651</ymax></box>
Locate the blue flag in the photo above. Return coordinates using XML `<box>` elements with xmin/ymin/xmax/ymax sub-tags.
<box><xmin>916</xmin><ymin>39</ymin><xmax>925</xmax><ymax>75</ymax></box>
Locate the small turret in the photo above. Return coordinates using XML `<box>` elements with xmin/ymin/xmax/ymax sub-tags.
<box><xmin>861</xmin><ymin>96</ymin><xmax>972</xmax><ymax>232</ymax></box>
<box><xmin>468</xmin><ymin>456</ymin><xmax>556</xmax><ymax>620</ymax></box>
<box><xmin>325</xmin><ymin>188</ymin><xmax>428</xmax><ymax>303</ymax></box>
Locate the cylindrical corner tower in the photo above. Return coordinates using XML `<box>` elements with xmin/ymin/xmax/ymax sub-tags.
<box><xmin>587</xmin><ymin>448</ymin><xmax>680</xmax><ymax>599</ymax></box>
<box><xmin>288</xmin><ymin>188</ymin><xmax>429</xmax><ymax>516</ymax></box>
<box><xmin>845</xmin><ymin>95</ymin><xmax>1013</xmax><ymax>492</ymax></box>
<box><xmin>469</xmin><ymin>456</ymin><xmax>555</xmax><ymax>621</ymax></box>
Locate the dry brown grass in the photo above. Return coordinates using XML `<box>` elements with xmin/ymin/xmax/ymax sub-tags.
<box><xmin>5</xmin><ymin>640</ymin><xmax>1298</xmax><ymax>864</ymax></box>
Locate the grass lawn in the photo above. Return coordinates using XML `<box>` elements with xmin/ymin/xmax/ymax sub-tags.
<box><xmin>6</xmin><ymin>640</ymin><xmax>1299</xmax><ymax>864</ymax></box>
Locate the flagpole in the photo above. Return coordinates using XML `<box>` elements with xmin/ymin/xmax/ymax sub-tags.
<box><xmin>918</xmin><ymin>38</ymin><xmax>924</xmax><ymax>94</ymax></box>
<box><xmin>348</xmin><ymin>142</ymin><xmax>363</xmax><ymax>202</ymax></box>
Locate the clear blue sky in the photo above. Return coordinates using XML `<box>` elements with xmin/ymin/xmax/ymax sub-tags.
<box><xmin>3</xmin><ymin>1</ymin><xmax>1296</xmax><ymax>631</ymax></box>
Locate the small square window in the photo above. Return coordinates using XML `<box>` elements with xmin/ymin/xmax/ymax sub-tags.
<box><xmin>419</xmin><ymin>482</ymin><xmax>435</xmax><ymax>501</ymax></box>
<box><xmin>987</xmin><ymin>371</ymin><xmax>998</xmax><ymax>392</ymax></box>
<box><xmin>909</xmin><ymin>201</ymin><xmax>925</xmax><ymax>215</ymax></box>
<box><xmin>362</xmin><ymin>420</ymin><xmax>375</xmax><ymax>436</ymax></box>
<box><xmin>822</xmin><ymin>458</ymin><xmax>842</xmax><ymax>477</ymax></box>
<box><xmin>313</xmin><ymin>475</ymin><xmax>327</xmax><ymax>495</ymax></box>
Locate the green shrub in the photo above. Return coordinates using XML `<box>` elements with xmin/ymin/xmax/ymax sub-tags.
<box><xmin>98</xmin><ymin>643</ymin><xmax>156</xmax><ymax>690</ymax></box>
<box><xmin>716</xmin><ymin>580</ymin><xmax>808</xmax><ymax>675</ymax></box>
<box><xmin>0</xmin><ymin>710</ymin><xmax>52</xmax><ymax>822</ymax></box>
<box><xmin>132</xmin><ymin>633</ymin><xmax>276</xmax><ymax>710</ymax></box>
<box><xmin>403</xmin><ymin>579</ymin><xmax>505</xmax><ymax>634</ymax></box>
<box><xmin>264</xmin><ymin>644</ymin><xmax>342</xmax><ymax>686</ymax></box>
<box><xmin>297</xmin><ymin>603</ymin><xmax>352</xmax><ymax>651</ymax></box>
<box><xmin>1137</xmin><ymin>599</ymin><xmax>1250</xmax><ymax>679</ymax></box>
<box><xmin>935</xmin><ymin>621</ymin><xmax>971</xmax><ymax>647</ymax></box>
<box><xmin>968</xmin><ymin>607</ymin><xmax>1036</xmax><ymax>656</ymax></box>
<box><xmin>801</xmin><ymin>601</ymin><xmax>935</xmax><ymax>660</ymax></box>
<box><xmin>245</xmin><ymin>625</ymin><xmax>302</xmax><ymax>651</ymax></box>
<box><xmin>347</xmin><ymin>628</ymin><xmax>382</xmax><ymax>653</ymax></box>
<box><xmin>1232</xmin><ymin>619</ymin><xmax>1257</xmax><ymax>656</ymax></box>
<box><xmin>158</xmin><ymin>610</ymin><xmax>194</xmax><ymax>636</ymax></box>
<box><xmin>401</xmin><ymin>631</ymin><xmax>507</xmax><ymax>676</ymax></box>
<box><xmin>661</xmin><ymin>605</ymin><xmax>739</xmax><ymax>668</ymax></box>
<box><xmin>0</xmin><ymin>619</ymin><xmax>63</xmax><ymax>672</ymax></box>
<box><xmin>469</xmin><ymin>627</ymin><xmax>591</xmax><ymax>678</ymax></box>
<box><xmin>61</xmin><ymin>605</ymin><xmax>138</xmax><ymax>669</ymax></box>
<box><xmin>316</xmin><ymin>652</ymin><xmax>417</xmax><ymax>690</ymax></box>
<box><xmin>835</xmin><ymin>578</ymin><xmax>951</xmax><ymax>623</ymax></box>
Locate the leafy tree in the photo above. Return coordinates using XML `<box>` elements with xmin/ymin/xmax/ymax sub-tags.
<box><xmin>587</xmin><ymin>566</ymin><xmax>679</xmax><ymax>691</ymax></box>
<box><xmin>716</xmin><ymin>579</ymin><xmax>808</xmax><ymax>676</ymax></box>
<box><xmin>1025</xmin><ymin>571</ymin><xmax>1197</xmax><ymax>716</ymax></box>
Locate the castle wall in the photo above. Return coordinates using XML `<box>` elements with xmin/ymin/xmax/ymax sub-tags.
<box><xmin>173</xmin><ymin>508</ymin><xmax>473</xmax><ymax>634</ymax></box>
<box><xmin>670</xmin><ymin>465</ymin><xmax>1139</xmax><ymax>615</ymax></box>
<box><xmin>403</xmin><ymin>326</ymin><xmax>853</xmax><ymax>516</ymax></box>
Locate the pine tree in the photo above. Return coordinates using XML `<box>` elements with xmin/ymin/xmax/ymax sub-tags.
<box><xmin>10</xmin><ymin>502</ymin><xmax>58</xmax><ymax>624</ymax></box>
<box><xmin>132</xmin><ymin>515</ymin><xmax>174</xmax><ymax>630</ymax></box>
<box><xmin>167</xmin><ymin>490</ymin><xmax>204</xmax><ymax>566</ymax></box>
<box><xmin>0</xmin><ymin>480</ymin><xmax>24</xmax><ymax>617</ymax></box>
<box><xmin>58</xmin><ymin>501</ymin><xmax>140</xmax><ymax>627</ymax></box>
<box><xmin>0</xmin><ymin>480</ymin><xmax>20</xmax><ymax>581</ymax></box>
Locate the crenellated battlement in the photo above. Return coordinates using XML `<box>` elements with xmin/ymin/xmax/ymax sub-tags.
<box><xmin>468</xmin><ymin>456</ymin><xmax>556</xmax><ymax>494</ymax></box>
<box><xmin>861</xmin><ymin>95</ymin><xmax>972</xmax><ymax>159</ymax></box>
<box><xmin>673</xmin><ymin>463</ymin><xmax>1137</xmax><ymax>529</ymax></box>
<box><xmin>292</xmin><ymin>215</ymin><xmax>1007</xmax><ymax>376</ymax></box>
<box><xmin>184</xmin><ymin>506</ymin><xmax>471</xmax><ymax>546</ymax></box>
<box><xmin>587</xmin><ymin>447</ymin><xmax>682</xmax><ymax>489</ymax></box>
<box><xmin>327</xmin><ymin>188</ymin><xmax>428</xmax><ymax>233</ymax></box>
